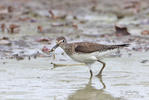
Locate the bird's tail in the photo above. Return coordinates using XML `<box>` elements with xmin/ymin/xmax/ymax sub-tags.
<box><xmin>108</xmin><ymin>44</ymin><xmax>129</xmax><ymax>50</ymax></box>
<box><xmin>116</xmin><ymin>44</ymin><xmax>129</xmax><ymax>47</ymax></box>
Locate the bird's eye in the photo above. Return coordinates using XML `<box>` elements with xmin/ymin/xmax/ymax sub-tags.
<box><xmin>62</xmin><ymin>39</ymin><xmax>65</xmax><ymax>42</ymax></box>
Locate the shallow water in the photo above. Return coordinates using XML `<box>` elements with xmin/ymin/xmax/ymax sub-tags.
<box><xmin>0</xmin><ymin>0</ymin><xmax>149</xmax><ymax>99</ymax></box>
<box><xmin>0</xmin><ymin>51</ymin><xmax>149</xmax><ymax>100</ymax></box>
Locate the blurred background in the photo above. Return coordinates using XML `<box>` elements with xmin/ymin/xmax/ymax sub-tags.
<box><xmin>0</xmin><ymin>0</ymin><xmax>149</xmax><ymax>100</ymax></box>
<box><xmin>0</xmin><ymin>0</ymin><xmax>149</xmax><ymax>57</ymax></box>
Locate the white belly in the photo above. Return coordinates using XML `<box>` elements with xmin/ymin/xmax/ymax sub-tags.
<box><xmin>94</xmin><ymin>49</ymin><xmax>118</xmax><ymax>59</ymax></box>
<box><xmin>70</xmin><ymin>53</ymin><xmax>97</xmax><ymax>63</ymax></box>
<box><xmin>69</xmin><ymin>49</ymin><xmax>118</xmax><ymax>63</ymax></box>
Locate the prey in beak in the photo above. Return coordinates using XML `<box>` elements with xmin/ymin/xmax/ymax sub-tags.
<box><xmin>50</xmin><ymin>43</ymin><xmax>59</xmax><ymax>52</ymax></box>
<box><xmin>50</xmin><ymin>40</ymin><xmax>64</xmax><ymax>52</ymax></box>
<box><xmin>50</xmin><ymin>36</ymin><xmax>67</xmax><ymax>52</ymax></box>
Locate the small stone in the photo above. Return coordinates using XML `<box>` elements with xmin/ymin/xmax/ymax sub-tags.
<box><xmin>0</xmin><ymin>39</ymin><xmax>11</xmax><ymax>45</ymax></box>
<box><xmin>141</xmin><ymin>60</ymin><xmax>148</xmax><ymax>63</ymax></box>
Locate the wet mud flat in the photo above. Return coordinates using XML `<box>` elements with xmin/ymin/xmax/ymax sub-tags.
<box><xmin>0</xmin><ymin>0</ymin><xmax>149</xmax><ymax>100</ymax></box>
<box><xmin>0</xmin><ymin>51</ymin><xmax>149</xmax><ymax>100</ymax></box>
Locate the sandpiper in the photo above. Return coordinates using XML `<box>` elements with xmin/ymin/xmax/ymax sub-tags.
<box><xmin>51</xmin><ymin>36</ymin><xmax>129</xmax><ymax>78</ymax></box>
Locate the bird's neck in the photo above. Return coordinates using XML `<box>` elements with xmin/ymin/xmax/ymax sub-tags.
<box><xmin>60</xmin><ymin>43</ymin><xmax>73</xmax><ymax>55</ymax></box>
<box><xmin>60</xmin><ymin>43</ymin><xmax>67</xmax><ymax>50</ymax></box>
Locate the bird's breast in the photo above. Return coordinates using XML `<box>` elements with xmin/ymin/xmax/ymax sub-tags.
<box><xmin>69</xmin><ymin>53</ymin><xmax>97</xmax><ymax>63</ymax></box>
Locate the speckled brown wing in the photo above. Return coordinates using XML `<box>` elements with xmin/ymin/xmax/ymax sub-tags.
<box><xmin>74</xmin><ymin>42</ymin><xmax>128</xmax><ymax>53</ymax></box>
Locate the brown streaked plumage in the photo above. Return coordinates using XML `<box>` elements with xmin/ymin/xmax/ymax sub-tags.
<box><xmin>51</xmin><ymin>36</ymin><xmax>129</xmax><ymax>78</ymax></box>
<box><xmin>74</xmin><ymin>42</ymin><xmax>128</xmax><ymax>53</ymax></box>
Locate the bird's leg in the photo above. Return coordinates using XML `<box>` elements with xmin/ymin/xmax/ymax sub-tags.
<box><xmin>90</xmin><ymin>69</ymin><xmax>93</xmax><ymax>79</ymax></box>
<box><xmin>96</xmin><ymin>60</ymin><xmax>106</xmax><ymax>77</ymax></box>
<box><xmin>86</xmin><ymin>64</ymin><xmax>93</xmax><ymax>79</ymax></box>
<box><xmin>98</xmin><ymin>75</ymin><xmax>106</xmax><ymax>89</ymax></box>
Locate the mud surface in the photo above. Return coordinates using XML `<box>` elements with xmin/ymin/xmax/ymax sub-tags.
<box><xmin>0</xmin><ymin>0</ymin><xmax>149</xmax><ymax>100</ymax></box>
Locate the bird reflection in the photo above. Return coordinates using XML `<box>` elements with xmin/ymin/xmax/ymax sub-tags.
<box><xmin>67</xmin><ymin>76</ymin><xmax>124</xmax><ymax>100</ymax></box>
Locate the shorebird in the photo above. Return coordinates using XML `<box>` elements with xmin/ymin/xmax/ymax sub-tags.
<box><xmin>51</xmin><ymin>36</ymin><xmax>129</xmax><ymax>78</ymax></box>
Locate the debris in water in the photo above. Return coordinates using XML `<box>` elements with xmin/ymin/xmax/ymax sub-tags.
<box><xmin>42</xmin><ymin>46</ymin><xmax>50</xmax><ymax>53</ymax></box>
<box><xmin>141</xmin><ymin>60</ymin><xmax>148</xmax><ymax>63</ymax></box>
<box><xmin>37</xmin><ymin>38</ymin><xmax>51</xmax><ymax>43</ymax></box>
<box><xmin>141</xmin><ymin>30</ymin><xmax>149</xmax><ymax>35</ymax></box>
<box><xmin>8</xmin><ymin>24</ymin><xmax>20</xmax><ymax>33</ymax></box>
<box><xmin>37</xmin><ymin>25</ymin><xmax>43</xmax><ymax>33</ymax></box>
<box><xmin>115</xmin><ymin>25</ymin><xmax>130</xmax><ymax>36</ymax></box>
<box><xmin>49</xmin><ymin>10</ymin><xmax>66</xmax><ymax>19</ymax></box>
<box><xmin>0</xmin><ymin>37</ymin><xmax>11</xmax><ymax>45</ymax></box>
<box><xmin>1</xmin><ymin>23</ymin><xmax>5</xmax><ymax>32</ymax></box>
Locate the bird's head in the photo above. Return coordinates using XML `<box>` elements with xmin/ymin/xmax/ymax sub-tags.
<box><xmin>51</xmin><ymin>36</ymin><xmax>67</xmax><ymax>52</ymax></box>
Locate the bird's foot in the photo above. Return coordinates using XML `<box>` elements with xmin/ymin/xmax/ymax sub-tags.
<box><xmin>50</xmin><ymin>67</ymin><xmax>55</xmax><ymax>70</ymax></box>
<box><xmin>89</xmin><ymin>70</ymin><xmax>93</xmax><ymax>79</ymax></box>
<box><xmin>96</xmin><ymin>74</ymin><xmax>102</xmax><ymax>78</ymax></box>
<box><xmin>50</xmin><ymin>62</ymin><xmax>56</xmax><ymax>70</ymax></box>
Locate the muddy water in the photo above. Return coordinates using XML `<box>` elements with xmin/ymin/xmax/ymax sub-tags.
<box><xmin>0</xmin><ymin>51</ymin><xmax>149</xmax><ymax>100</ymax></box>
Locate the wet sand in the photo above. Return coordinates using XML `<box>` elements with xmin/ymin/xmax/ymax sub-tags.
<box><xmin>0</xmin><ymin>0</ymin><xmax>149</xmax><ymax>99</ymax></box>
<box><xmin>0</xmin><ymin>51</ymin><xmax>149</xmax><ymax>100</ymax></box>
